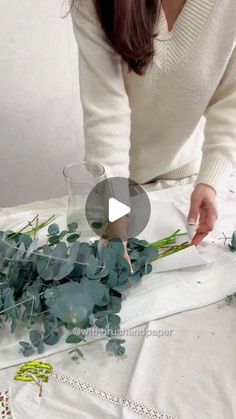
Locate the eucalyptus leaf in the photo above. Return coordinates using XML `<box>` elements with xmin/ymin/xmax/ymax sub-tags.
<box><xmin>53</xmin><ymin>242</ymin><xmax>67</xmax><ymax>259</ymax></box>
<box><xmin>53</xmin><ymin>261</ymin><xmax>74</xmax><ymax>281</ymax></box>
<box><xmin>80</xmin><ymin>278</ymin><xmax>105</xmax><ymax>305</ymax></box>
<box><xmin>229</xmin><ymin>231</ymin><xmax>236</xmax><ymax>252</ymax></box>
<box><xmin>48</xmin><ymin>223</ymin><xmax>60</xmax><ymax>236</ymax></box>
<box><xmin>105</xmin><ymin>338</ymin><xmax>125</xmax><ymax>356</ymax></box>
<box><xmin>43</xmin><ymin>331</ymin><xmax>59</xmax><ymax>346</ymax></box>
<box><xmin>26</xmin><ymin>238</ymin><xmax>39</xmax><ymax>257</ymax></box>
<box><xmin>48</xmin><ymin>235</ymin><xmax>60</xmax><ymax>245</ymax></box>
<box><xmin>29</xmin><ymin>330</ymin><xmax>42</xmax><ymax>347</ymax></box>
<box><xmin>66</xmin><ymin>334</ymin><xmax>84</xmax><ymax>344</ymax></box>
<box><xmin>85</xmin><ymin>254</ymin><xmax>98</xmax><ymax>277</ymax></box>
<box><xmin>67</xmin><ymin>222</ymin><xmax>78</xmax><ymax>233</ymax></box>
<box><xmin>69</xmin><ymin>241</ymin><xmax>80</xmax><ymax>263</ymax></box>
<box><xmin>67</xmin><ymin>233</ymin><xmax>80</xmax><ymax>243</ymax></box>
<box><xmin>19</xmin><ymin>341</ymin><xmax>35</xmax><ymax>357</ymax></box>
<box><xmin>48</xmin><ymin>283</ymin><xmax>94</xmax><ymax>324</ymax></box>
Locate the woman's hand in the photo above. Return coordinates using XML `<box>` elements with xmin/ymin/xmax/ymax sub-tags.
<box><xmin>188</xmin><ymin>183</ymin><xmax>218</xmax><ymax>246</ymax></box>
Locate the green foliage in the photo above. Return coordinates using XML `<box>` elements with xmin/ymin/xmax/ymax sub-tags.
<box><xmin>0</xmin><ymin>214</ymin><xmax>187</xmax><ymax>361</ymax></box>
<box><xmin>225</xmin><ymin>292</ymin><xmax>236</xmax><ymax>305</ymax></box>
<box><xmin>229</xmin><ymin>231</ymin><xmax>236</xmax><ymax>252</ymax></box>
<box><xmin>105</xmin><ymin>338</ymin><xmax>126</xmax><ymax>357</ymax></box>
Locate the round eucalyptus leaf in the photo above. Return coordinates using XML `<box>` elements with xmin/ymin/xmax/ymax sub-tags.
<box><xmin>108</xmin><ymin>314</ymin><xmax>120</xmax><ymax>331</ymax></box>
<box><xmin>80</xmin><ymin>278</ymin><xmax>105</xmax><ymax>305</ymax></box>
<box><xmin>77</xmin><ymin>243</ymin><xmax>91</xmax><ymax>264</ymax></box>
<box><xmin>48</xmin><ymin>223</ymin><xmax>60</xmax><ymax>236</ymax></box>
<box><xmin>48</xmin><ymin>235</ymin><xmax>60</xmax><ymax>245</ymax></box>
<box><xmin>50</xmin><ymin>286</ymin><xmax>94</xmax><ymax>324</ymax></box>
<box><xmin>141</xmin><ymin>263</ymin><xmax>152</xmax><ymax>275</ymax></box>
<box><xmin>44</xmin><ymin>287</ymin><xmax>56</xmax><ymax>306</ymax></box>
<box><xmin>8</xmin><ymin>261</ymin><xmax>20</xmax><ymax>282</ymax></box>
<box><xmin>37</xmin><ymin>340</ymin><xmax>44</xmax><ymax>354</ymax></box>
<box><xmin>85</xmin><ymin>254</ymin><xmax>98</xmax><ymax>277</ymax></box>
<box><xmin>110</xmin><ymin>296</ymin><xmax>121</xmax><ymax>314</ymax></box>
<box><xmin>59</xmin><ymin>230</ymin><xmax>68</xmax><ymax>239</ymax></box>
<box><xmin>67</xmin><ymin>234</ymin><xmax>80</xmax><ymax>243</ymax></box>
<box><xmin>143</xmin><ymin>246</ymin><xmax>159</xmax><ymax>261</ymax></box>
<box><xmin>67</xmin><ymin>222</ymin><xmax>78</xmax><ymax>233</ymax></box>
<box><xmin>117</xmin><ymin>268</ymin><xmax>129</xmax><ymax>285</ymax></box>
<box><xmin>19</xmin><ymin>341</ymin><xmax>32</xmax><ymax>350</ymax></box>
<box><xmin>127</xmin><ymin>238</ymin><xmax>143</xmax><ymax>249</ymax></box>
<box><xmin>127</xmin><ymin>270</ymin><xmax>141</xmax><ymax>285</ymax></box>
<box><xmin>115</xmin><ymin>346</ymin><xmax>125</xmax><ymax>356</ymax></box>
<box><xmin>36</xmin><ymin>257</ymin><xmax>55</xmax><ymax>281</ymax></box>
<box><xmin>231</xmin><ymin>231</ymin><xmax>236</xmax><ymax>250</ymax></box>
<box><xmin>105</xmin><ymin>340</ymin><xmax>117</xmax><ymax>353</ymax></box>
<box><xmin>53</xmin><ymin>242</ymin><xmax>67</xmax><ymax>259</ymax></box>
<box><xmin>105</xmin><ymin>338</ymin><xmax>125</xmax><ymax>356</ymax></box>
<box><xmin>29</xmin><ymin>330</ymin><xmax>42</xmax><ymax>347</ymax></box>
<box><xmin>88</xmin><ymin>266</ymin><xmax>109</xmax><ymax>279</ymax></box>
<box><xmin>15</xmin><ymin>242</ymin><xmax>26</xmax><ymax>260</ymax></box>
<box><xmin>69</xmin><ymin>241</ymin><xmax>80</xmax><ymax>263</ymax></box>
<box><xmin>107</xmin><ymin>270</ymin><xmax>118</xmax><ymax>288</ymax></box>
<box><xmin>18</xmin><ymin>234</ymin><xmax>32</xmax><ymax>249</ymax></box>
<box><xmin>95</xmin><ymin>316</ymin><xmax>108</xmax><ymax>330</ymax></box>
<box><xmin>19</xmin><ymin>341</ymin><xmax>35</xmax><ymax>357</ymax></box>
<box><xmin>42</xmin><ymin>245</ymin><xmax>53</xmax><ymax>255</ymax></box>
<box><xmin>26</xmin><ymin>238</ymin><xmax>38</xmax><ymax>257</ymax></box>
<box><xmin>102</xmin><ymin>247</ymin><xmax>116</xmax><ymax>270</ymax></box>
<box><xmin>66</xmin><ymin>334</ymin><xmax>84</xmax><ymax>344</ymax></box>
<box><xmin>53</xmin><ymin>261</ymin><xmax>74</xmax><ymax>281</ymax></box>
<box><xmin>43</xmin><ymin>331</ymin><xmax>59</xmax><ymax>346</ymax></box>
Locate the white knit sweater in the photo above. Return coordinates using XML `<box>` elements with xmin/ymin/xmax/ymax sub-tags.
<box><xmin>70</xmin><ymin>0</ymin><xmax>236</xmax><ymax>191</ymax></box>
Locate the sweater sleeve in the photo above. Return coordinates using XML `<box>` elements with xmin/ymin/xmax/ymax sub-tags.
<box><xmin>195</xmin><ymin>47</ymin><xmax>236</xmax><ymax>191</ymax></box>
<box><xmin>70</xmin><ymin>0</ymin><xmax>131</xmax><ymax>179</ymax></box>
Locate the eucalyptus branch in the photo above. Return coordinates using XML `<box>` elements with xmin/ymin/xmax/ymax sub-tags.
<box><xmin>1</xmin><ymin>217</ymin><xmax>198</xmax><ymax>361</ymax></box>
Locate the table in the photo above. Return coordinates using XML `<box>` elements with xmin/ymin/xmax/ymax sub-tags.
<box><xmin>1</xmin><ymin>175</ymin><xmax>236</xmax><ymax>419</ymax></box>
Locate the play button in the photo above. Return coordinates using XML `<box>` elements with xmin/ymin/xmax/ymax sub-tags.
<box><xmin>85</xmin><ymin>176</ymin><xmax>151</xmax><ymax>241</ymax></box>
<box><xmin>108</xmin><ymin>198</ymin><xmax>130</xmax><ymax>222</ymax></box>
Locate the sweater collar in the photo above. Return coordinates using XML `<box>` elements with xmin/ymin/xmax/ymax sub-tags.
<box><xmin>154</xmin><ymin>0</ymin><xmax>215</xmax><ymax>72</ymax></box>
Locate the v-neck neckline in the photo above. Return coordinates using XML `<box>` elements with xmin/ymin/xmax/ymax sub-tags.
<box><xmin>154</xmin><ymin>0</ymin><xmax>215</xmax><ymax>72</ymax></box>
<box><xmin>160</xmin><ymin>0</ymin><xmax>187</xmax><ymax>34</ymax></box>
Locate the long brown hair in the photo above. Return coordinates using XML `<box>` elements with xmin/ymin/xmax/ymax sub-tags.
<box><xmin>68</xmin><ymin>0</ymin><xmax>160</xmax><ymax>75</ymax></box>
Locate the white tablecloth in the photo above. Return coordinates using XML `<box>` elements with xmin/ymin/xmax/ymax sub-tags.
<box><xmin>1</xmin><ymin>175</ymin><xmax>236</xmax><ymax>419</ymax></box>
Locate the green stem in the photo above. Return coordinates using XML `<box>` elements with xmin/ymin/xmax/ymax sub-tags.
<box><xmin>145</xmin><ymin>230</ymin><xmax>187</xmax><ymax>249</ymax></box>
<box><xmin>25</xmin><ymin>215</ymin><xmax>55</xmax><ymax>237</ymax></box>
<box><xmin>158</xmin><ymin>242</ymin><xmax>190</xmax><ymax>259</ymax></box>
<box><xmin>33</xmin><ymin>216</ymin><xmax>39</xmax><ymax>240</ymax></box>
<box><xmin>8</xmin><ymin>214</ymin><xmax>39</xmax><ymax>239</ymax></box>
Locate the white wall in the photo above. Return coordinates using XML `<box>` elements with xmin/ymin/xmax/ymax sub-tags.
<box><xmin>0</xmin><ymin>0</ymin><xmax>84</xmax><ymax>207</ymax></box>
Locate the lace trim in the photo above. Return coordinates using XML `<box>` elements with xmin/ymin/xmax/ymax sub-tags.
<box><xmin>0</xmin><ymin>388</ymin><xmax>14</xmax><ymax>419</ymax></box>
<box><xmin>51</xmin><ymin>371</ymin><xmax>177</xmax><ymax>419</ymax></box>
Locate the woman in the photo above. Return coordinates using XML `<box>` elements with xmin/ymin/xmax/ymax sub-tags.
<box><xmin>69</xmin><ymin>0</ymin><xmax>236</xmax><ymax>245</ymax></box>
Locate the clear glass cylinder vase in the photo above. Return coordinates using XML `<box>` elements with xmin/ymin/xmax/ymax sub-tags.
<box><xmin>63</xmin><ymin>161</ymin><xmax>105</xmax><ymax>241</ymax></box>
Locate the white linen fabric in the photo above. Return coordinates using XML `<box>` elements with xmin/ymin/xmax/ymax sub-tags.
<box><xmin>1</xmin><ymin>300</ymin><xmax>236</xmax><ymax>419</ymax></box>
<box><xmin>70</xmin><ymin>0</ymin><xmax>236</xmax><ymax>191</ymax></box>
